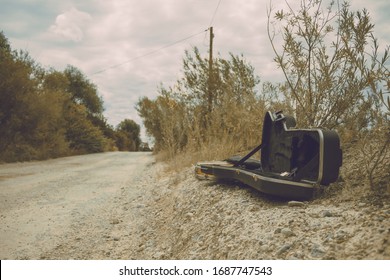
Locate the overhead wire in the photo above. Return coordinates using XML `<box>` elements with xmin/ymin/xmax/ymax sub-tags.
<box><xmin>92</xmin><ymin>0</ymin><xmax>222</xmax><ymax>75</ymax></box>
<box><xmin>209</xmin><ymin>0</ymin><xmax>222</xmax><ymax>27</ymax></box>
<box><xmin>204</xmin><ymin>0</ymin><xmax>222</xmax><ymax>46</ymax></box>
<box><xmin>92</xmin><ymin>29</ymin><xmax>208</xmax><ymax>75</ymax></box>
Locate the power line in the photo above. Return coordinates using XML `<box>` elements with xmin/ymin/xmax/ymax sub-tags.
<box><xmin>209</xmin><ymin>0</ymin><xmax>222</xmax><ymax>27</ymax></box>
<box><xmin>92</xmin><ymin>29</ymin><xmax>208</xmax><ymax>75</ymax></box>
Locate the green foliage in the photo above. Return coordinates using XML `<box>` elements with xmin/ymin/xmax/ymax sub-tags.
<box><xmin>115</xmin><ymin>119</ymin><xmax>141</xmax><ymax>151</ymax></box>
<box><xmin>64</xmin><ymin>65</ymin><xmax>104</xmax><ymax>116</ymax></box>
<box><xmin>64</xmin><ymin>103</ymin><xmax>109</xmax><ymax>154</ymax></box>
<box><xmin>0</xmin><ymin>33</ymin><xmax>58</xmax><ymax>161</ymax></box>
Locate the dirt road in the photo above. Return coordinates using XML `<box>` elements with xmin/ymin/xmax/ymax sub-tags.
<box><xmin>0</xmin><ymin>152</ymin><xmax>154</xmax><ymax>259</ymax></box>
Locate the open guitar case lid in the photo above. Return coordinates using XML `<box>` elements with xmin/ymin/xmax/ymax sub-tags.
<box><xmin>195</xmin><ymin>111</ymin><xmax>342</xmax><ymax>200</ymax></box>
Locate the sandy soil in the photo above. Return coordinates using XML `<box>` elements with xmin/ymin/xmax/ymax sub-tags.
<box><xmin>0</xmin><ymin>152</ymin><xmax>389</xmax><ymax>259</ymax></box>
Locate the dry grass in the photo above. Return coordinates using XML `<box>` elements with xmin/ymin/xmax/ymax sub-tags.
<box><xmin>160</xmin><ymin>120</ymin><xmax>390</xmax><ymax>201</ymax></box>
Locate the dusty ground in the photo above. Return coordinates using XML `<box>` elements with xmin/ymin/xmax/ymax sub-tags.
<box><xmin>0</xmin><ymin>152</ymin><xmax>154</xmax><ymax>259</ymax></box>
<box><xmin>0</xmin><ymin>152</ymin><xmax>389</xmax><ymax>259</ymax></box>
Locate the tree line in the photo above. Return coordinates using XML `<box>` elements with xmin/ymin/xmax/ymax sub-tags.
<box><xmin>137</xmin><ymin>0</ymin><xmax>389</xmax><ymax>193</ymax></box>
<box><xmin>0</xmin><ymin>32</ymin><xmax>142</xmax><ymax>162</ymax></box>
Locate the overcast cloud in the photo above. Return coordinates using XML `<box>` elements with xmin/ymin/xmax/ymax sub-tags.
<box><xmin>1</xmin><ymin>0</ymin><xmax>389</xmax><ymax>140</ymax></box>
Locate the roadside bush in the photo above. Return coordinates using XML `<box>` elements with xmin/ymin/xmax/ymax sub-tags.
<box><xmin>137</xmin><ymin>49</ymin><xmax>266</xmax><ymax>165</ymax></box>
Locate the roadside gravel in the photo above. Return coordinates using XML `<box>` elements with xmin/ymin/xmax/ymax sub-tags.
<box><xmin>123</xmin><ymin>165</ymin><xmax>390</xmax><ymax>260</ymax></box>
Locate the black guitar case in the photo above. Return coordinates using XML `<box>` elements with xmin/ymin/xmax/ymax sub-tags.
<box><xmin>195</xmin><ymin>111</ymin><xmax>342</xmax><ymax>200</ymax></box>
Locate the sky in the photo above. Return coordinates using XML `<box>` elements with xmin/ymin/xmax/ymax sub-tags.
<box><xmin>1</xmin><ymin>0</ymin><xmax>389</xmax><ymax>141</ymax></box>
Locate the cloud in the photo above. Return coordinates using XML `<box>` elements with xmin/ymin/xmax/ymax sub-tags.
<box><xmin>49</xmin><ymin>7</ymin><xmax>92</xmax><ymax>42</ymax></box>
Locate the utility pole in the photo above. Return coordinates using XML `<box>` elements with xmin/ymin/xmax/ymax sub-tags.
<box><xmin>208</xmin><ymin>26</ymin><xmax>214</xmax><ymax>115</ymax></box>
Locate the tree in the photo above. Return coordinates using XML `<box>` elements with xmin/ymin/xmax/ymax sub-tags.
<box><xmin>116</xmin><ymin>119</ymin><xmax>141</xmax><ymax>151</ymax></box>
<box><xmin>64</xmin><ymin>103</ymin><xmax>109</xmax><ymax>153</ymax></box>
<box><xmin>0</xmin><ymin>33</ymin><xmax>56</xmax><ymax>161</ymax></box>
<box><xmin>267</xmin><ymin>0</ymin><xmax>389</xmax><ymax>132</ymax></box>
<box><xmin>64</xmin><ymin>65</ymin><xmax>104</xmax><ymax>116</ymax></box>
<box><xmin>0</xmin><ymin>32</ymin><xmax>114</xmax><ymax>161</ymax></box>
<box><xmin>43</xmin><ymin>68</ymin><xmax>110</xmax><ymax>154</ymax></box>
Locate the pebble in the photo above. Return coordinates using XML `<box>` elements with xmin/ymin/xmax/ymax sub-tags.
<box><xmin>153</xmin><ymin>252</ymin><xmax>165</xmax><ymax>259</ymax></box>
<box><xmin>311</xmin><ymin>244</ymin><xmax>326</xmax><ymax>258</ymax></box>
<box><xmin>185</xmin><ymin>212</ymin><xmax>194</xmax><ymax>219</ymax></box>
<box><xmin>277</xmin><ymin>244</ymin><xmax>292</xmax><ymax>255</ymax></box>
<box><xmin>288</xmin><ymin>201</ymin><xmax>305</xmax><ymax>207</ymax></box>
<box><xmin>377</xmin><ymin>216</ymin><xmax>385</xmax><ymax>222</ymax></box>
<box><xmin>281</xmin><ymin>228</ymin><xmax>295</xmax><ymax>237</ymax></box>
<box><xmin>335</xmin><ymin>230</ymin><xmax>349</xmax><ymax>243</ymax></box>
<box><xmin>260</xmin><ymin>245</ymin><xmax>269</xmax><ymax>252</ymax></box>
<box><xmin>322</xmin><ymin>210</ymin><xmax>333</xmax><ymax>217</ymax></box>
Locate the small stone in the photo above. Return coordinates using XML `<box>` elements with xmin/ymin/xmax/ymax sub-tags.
<box><xmin>281</xmin><ymin>228</ymin><xmax>295</xmax><ymax>237</ymax></box>
<box><xmin>260</xmin><ymin>245</ymin><xmax>269</xmax><ymax>252</ymax></box>
<box><xmin>311</xmin><ymin>244</ymin><xmax>326</xmax><ymax>258</ymax></box>
<box><xmin>335</xmin><ymin>230</ymin><xmax>348</xmax><ymax>243</ymax></box>
<box><xmin>274</xmin><ymin>228</ymin><xmax>282</xmax><ymax>234</ymax></box>
<box><xmin>113</xmin><ymin>236</ymin><xmax>120</xmax><ymax>241</ymax></box>
<box><xmin>153</xmin><ymin>252</ymin><xmax>165</xmax><ymax>259</ymax></box>
<box><xmin>322</xmin><ymin>210</ymin><xmax>333</xmax><ymax>217</ymax></box>
<box><xmin>185</xmin><ymin>212</ymin><xmax>194</xmax><ymax>219</ymax></box>
<box><xmin>110</xmin><ymin>218</ymin><xmax>120</xmax><ymax>225</ymax></box>
<box><xmin>137</xmin><ymin>244</ymin><xmax>145</xmax><ymax>252</ymax></box>
<box><xmin>288</xmin><ymin>201</ymin><xmax>305</xmax><ymax>207</ymax></box>
<box><xmin>293</xmin><ymin>251</ymin><xmax>304</xmax><ymax>259</ymax></box>
<box><xmin>377</xmin><ymin>216</ymin><xmax>385</xmax><ymax>222</ymax></box>
<box><xmin>277</xmin><ymin>244</ymin><xmax>292</xmax><ymax>255</ymax></box>
<box><xmin>323</xmin><ymin>233</ymin><xmax>334</xmax><ymax>243</ymax></box>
